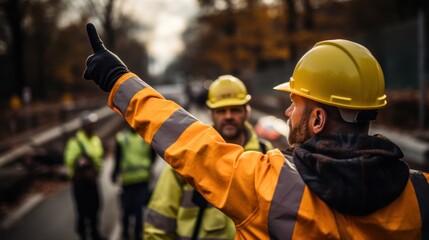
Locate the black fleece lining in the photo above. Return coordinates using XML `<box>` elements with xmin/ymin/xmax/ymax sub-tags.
<box><xmin>293</xmin><ymin>133</ymin><xmax>409</xmax><ymax>216</ymax></box>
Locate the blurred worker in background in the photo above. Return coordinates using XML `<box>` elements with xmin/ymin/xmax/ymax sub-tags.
<box><xmin>84</xmin><ymin>23</ymin><xmax>429</xmax><ymax>239</ymax></box>
<box><xmin>111</xmin><ymin>125</ymin><xmax>156</xmax><ymax>240</ymax></box>
<box><xmin>144</xmin><ymin>75</ymin><xmax>273</xmax><ymax>239</ymax></box>
<box><xmin>64</xmin><ymin>112</ymin><xmax>105</xmax><ymax>240</ymax></box>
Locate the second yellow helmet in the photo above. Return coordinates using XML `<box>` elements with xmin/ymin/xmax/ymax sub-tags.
<box><xmin>206</xmin><ymin>75</ymin><xmax>251</xmax><ymax>109</ymax></box>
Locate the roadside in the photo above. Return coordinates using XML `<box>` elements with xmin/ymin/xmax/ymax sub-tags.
<box><xmin>1</xmin><ymin>91</ymin><xmax>428</xmax><ymax>234</ymax></box>
<box><xmin>0</xmin><ymin>153</ymin><xmax>121</xmax><ymax>240</ymax></box>
<box><xmin>0</xmin><ymin>178</ymin><xmax>68</xmax><ymax>229</ymax></box>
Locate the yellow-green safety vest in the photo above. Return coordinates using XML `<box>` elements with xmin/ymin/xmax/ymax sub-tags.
<box><xmin>64</xmin><ymin>130</ymin><xmax>103</xmax><ymax>178</ymax></box>
<box><xmin>116</xmin><ymin>131</ymin><xmax>152</xmax><ymax>185</ymax></box>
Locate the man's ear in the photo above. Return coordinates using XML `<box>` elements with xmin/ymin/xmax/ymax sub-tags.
<box><xmin>310</xmin><ymin>108</ymin><xmax>326</xmax><ymax>134</ymax></box>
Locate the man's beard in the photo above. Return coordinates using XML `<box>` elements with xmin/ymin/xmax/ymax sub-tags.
<box><xmin>220</xmin><ymin>125</ymin><xmax>241</xmax><ymax>141</ymax></box>
<box><xmin>287</xmin><ymin>115</ymin><xmax>311</xmax><ymax>145</ymax></box>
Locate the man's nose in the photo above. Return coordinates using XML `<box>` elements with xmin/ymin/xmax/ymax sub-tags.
<box><xmin>224</xmin><ymin>109</ymin><xmax>233</xmax><ymax>118</ymax></box>
<box><xmin>285</xmin><ymin>105</ymin><xmax>293</xmax><ymax>118</ymax></box>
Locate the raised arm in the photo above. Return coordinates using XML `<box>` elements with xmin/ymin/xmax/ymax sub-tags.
<box><xmin>83</xmin><ymin>23</ymin><xmax>283</xmax><ymax>226</ymax></box>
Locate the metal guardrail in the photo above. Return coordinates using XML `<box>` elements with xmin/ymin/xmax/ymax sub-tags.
<box><xmin>0</xmin><ymin>106</ymin><xmax>119</xmax><ymax>168</ymax></box>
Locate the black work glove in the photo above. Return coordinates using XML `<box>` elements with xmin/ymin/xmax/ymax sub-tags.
<box><xmin>83</xmin><ymin>23</ymin><xmax>129</xmax><ymax>92</ymax></box>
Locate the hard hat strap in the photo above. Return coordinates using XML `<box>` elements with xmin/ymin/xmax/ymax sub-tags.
<box><xmin>338</xmin><ymin>108</ymin><xmax>378</xmax><ymax>123</ymax></box>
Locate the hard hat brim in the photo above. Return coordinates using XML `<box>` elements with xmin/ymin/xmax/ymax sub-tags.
<box><xmin>273</xmin><ymin>82</ymin><xmax>292</xmax><ymax>93</ymax></box>
<box><xmin>274</xmin><ymin>81</ymin><xmax>386</xmax><ymax>110</ymax></box>
<box><xmin>206</xmin><ymin>95</ymin><xmax>251</xmax><ymax>109</ymax></box>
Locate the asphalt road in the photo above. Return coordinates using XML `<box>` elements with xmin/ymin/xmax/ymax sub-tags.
<box><xmin>0</xmin><ymin>155</ymin><xmax>122</xmax><ymax>240</ymax></box>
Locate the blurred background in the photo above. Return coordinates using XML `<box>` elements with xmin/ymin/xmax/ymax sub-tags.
<box><xmin>0</xmin><ymin>0</ymin><xmax>428</xmax><ymax>239</ymax></box>
<box><xmin>0</xmin><ymin>0</ymin><xmax>428</xmax><ymax>137</ymax></box>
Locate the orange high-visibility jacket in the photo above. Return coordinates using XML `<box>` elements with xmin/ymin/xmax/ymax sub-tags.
<box><xmin>108</xmin><ymin>73</ymin><xmax>429</xmax><ymax>240</ymax></box>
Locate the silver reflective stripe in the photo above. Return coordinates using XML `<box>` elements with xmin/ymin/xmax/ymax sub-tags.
<box><xmin>145</xmin><ymin>208</ymin><xmax>177</xmax><ymax>234</ymax></box>
<box><xmin>268</xmin><ymin>155</ymin><xmax>305</xmax><ymax>240</ymax></box>
<box><xmin>113</xmin><ymin>76</ymin><xmax>147</xmax><ymax>115</ymax></box>
<box><xmin>152</xmin><ymin>108</ymin><xmax>197</xmax><ymax>157</ymax></box>
<box><xmin>409</xmin><ymin>170</ymin><xmax>429</xmax><ymax>239</ymax></box>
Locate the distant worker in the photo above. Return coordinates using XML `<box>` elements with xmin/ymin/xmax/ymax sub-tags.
<box><xmin>64</xmin><ymin>112</ymin><xmax>104</xmax><ymax>240</ymax></box>
<box><xmin>144</xmin><ymin>75</ymin><xmax>273</xmax><ymax>239</ymax></box>
<box><xmin>111</xmin><ymin>126</ymin><xmax>156</xmax><ymax>240</ymax></box>
<box><xmin>84</xmin><ymin>23</ymin><xmax>429</xmax><ymax>239</ymax></box>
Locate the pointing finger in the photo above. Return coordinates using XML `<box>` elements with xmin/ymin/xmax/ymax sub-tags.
<box><xmin>86</xmin><ymin>23</ymin><xmax>106</xmax><ymax>53</ymax></box>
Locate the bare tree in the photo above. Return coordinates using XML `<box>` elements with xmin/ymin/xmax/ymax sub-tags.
<box><xmin>0</xmin><ymin>0</ymin><xmax>25</xmax><ymax>99</ymax></box>
<box><xmin>86</xmin><ymin>0</ymin><xmax>120</xmax><ymax>50</ymax></box>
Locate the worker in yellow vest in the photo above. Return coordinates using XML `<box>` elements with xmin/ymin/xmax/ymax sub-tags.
<box><xmin>84</xmin><ymin>24</ymin><xmax>429</xmax><ymax>240</ymax></box>
<box><xmin>111</xmin><ymin>126</ymin><xmax>156</xmax><ymax>240</ymax></box>
<box><xmin>144</xmin><ymin>75</ymin><xmax>273</xmax><ymax>239</ymax></box>
<box><xmin>64</xmin><ymin>112</ymin><xmax>104</xmax><ymax>240</ymax></box>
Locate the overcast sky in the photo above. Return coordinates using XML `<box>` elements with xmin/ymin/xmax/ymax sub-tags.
<box><xmin>124</xmin><ymin>0</ymin><xmax>199</xmax><ymax>75</ymax></box>
<box><xmin>62</xmin><ymin>0</ymin><xmax>197</xmax><ymax>75</ymax></box>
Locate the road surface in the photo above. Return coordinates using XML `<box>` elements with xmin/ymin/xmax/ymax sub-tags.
<box><xmin>0</xmin><ymin>155</ymin><xmax>121</xmax><ymax>240</ymax></box>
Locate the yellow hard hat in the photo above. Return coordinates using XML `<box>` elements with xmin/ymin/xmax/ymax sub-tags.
<box><xmin>274</xmin><ymin>39</ymin><xmax>387</xmax><ymax>110</ymax></box>
<box><xmin>206</xmin><ymin>75</ymin><xmax>251</xmax><ymax>109</ymax></box>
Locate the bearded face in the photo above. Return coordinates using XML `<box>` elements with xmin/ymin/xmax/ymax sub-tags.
<box><xmin>211</xmin><ymin>106</ymin><xmax>248</xmax><ymax>142</ymax></box>
<box><xmin>287</xmin><ymin>115</ymin><xmax>311</xmax><ymax>145</ymax></box>
<box><xmin>285</xmin><ymin>95</ymin><xmax>313</xmax><ymax>145</ymax></box>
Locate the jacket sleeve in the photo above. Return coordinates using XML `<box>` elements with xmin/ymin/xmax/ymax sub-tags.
<box><xmin>108</xmin><ymin>73</ymin><xmax>285</xmax><ymax>226</ymax></box>
<box><xmin>144</xmin><ymin>166</ymin><xmax>183</xmax><ymax>240</ymax></box>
